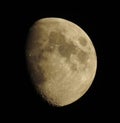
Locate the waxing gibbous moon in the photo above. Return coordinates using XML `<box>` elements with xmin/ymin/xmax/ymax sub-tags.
<box><xmin>26</xmin><ymin>17</ymin><xmax>97</xmax><ymax>107</ymax></box>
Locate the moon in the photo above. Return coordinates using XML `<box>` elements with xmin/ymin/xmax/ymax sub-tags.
<box><xmin>26</xmin><ymin>17</ymin><xmax>97</xmax><ymax>107</ymax></box>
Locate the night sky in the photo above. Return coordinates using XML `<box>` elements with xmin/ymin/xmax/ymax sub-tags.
<box><xmin>2</xmin><ymin>2</ymin><xmax>118</xmax><ymax>121</ymax></box>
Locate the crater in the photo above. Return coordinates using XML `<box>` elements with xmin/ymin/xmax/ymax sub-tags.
<box><xmin>58</xmin><ymin>41</ymin><xmax>76</xmax><ymax>59</ymax></box>
<box><xmin>70</xmin><ymin>63</ymin><xmax>78</xmax><ymax>71</ymax></box>
<box><xmin>79</xmin><ymin>37</ymin><xmax>87</xmax><ymax>46</ymax></box>
<box><xmin>38</xmin><ymin>51</ymin><xmax>48</xmax><ymax>61</ymax></box>
<box><xmin>27</xmin><ymin>55</ymin><xmax>47</xmax><ymax>85</ymax></box>
<box><xmin>45</xmin><ymin>45</ymin><xmax>55</xmax><ymax>52</ymax></box>
<box><xmin>28</xmin><ymin>48</ymin><xmax>47</xmax><ymax>64</ymax></box>
<box><xmin>77</xmin><ymin>49</ymin><xmax>89</xmax><ymax>64</ymax></box>
<box><xmin>49</xmin><ymin>31</ymin><xmax>65</xmax><ymax>45</ymax></box>
<box><xmin>32</xmin><ymin>64</ymin><xmax>46</xmax><ymax>85</ymax></box>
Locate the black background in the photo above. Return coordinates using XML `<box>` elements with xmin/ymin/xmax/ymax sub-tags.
<box><xmin>2</xmin><ymin>1</ymin><xmax>118</xmax><ymax>121</ymax></box>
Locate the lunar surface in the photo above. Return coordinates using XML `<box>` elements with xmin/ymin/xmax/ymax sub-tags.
<box><xmin>26</xmin><ymin>17</ymin><xmax>97</xmax><ymax>107</ymax></box>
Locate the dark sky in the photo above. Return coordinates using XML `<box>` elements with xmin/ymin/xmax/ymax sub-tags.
<box><xmin>2</xmin><ymin>2</ymin><xmax>118</xmax><ymax>122</ymax></box>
